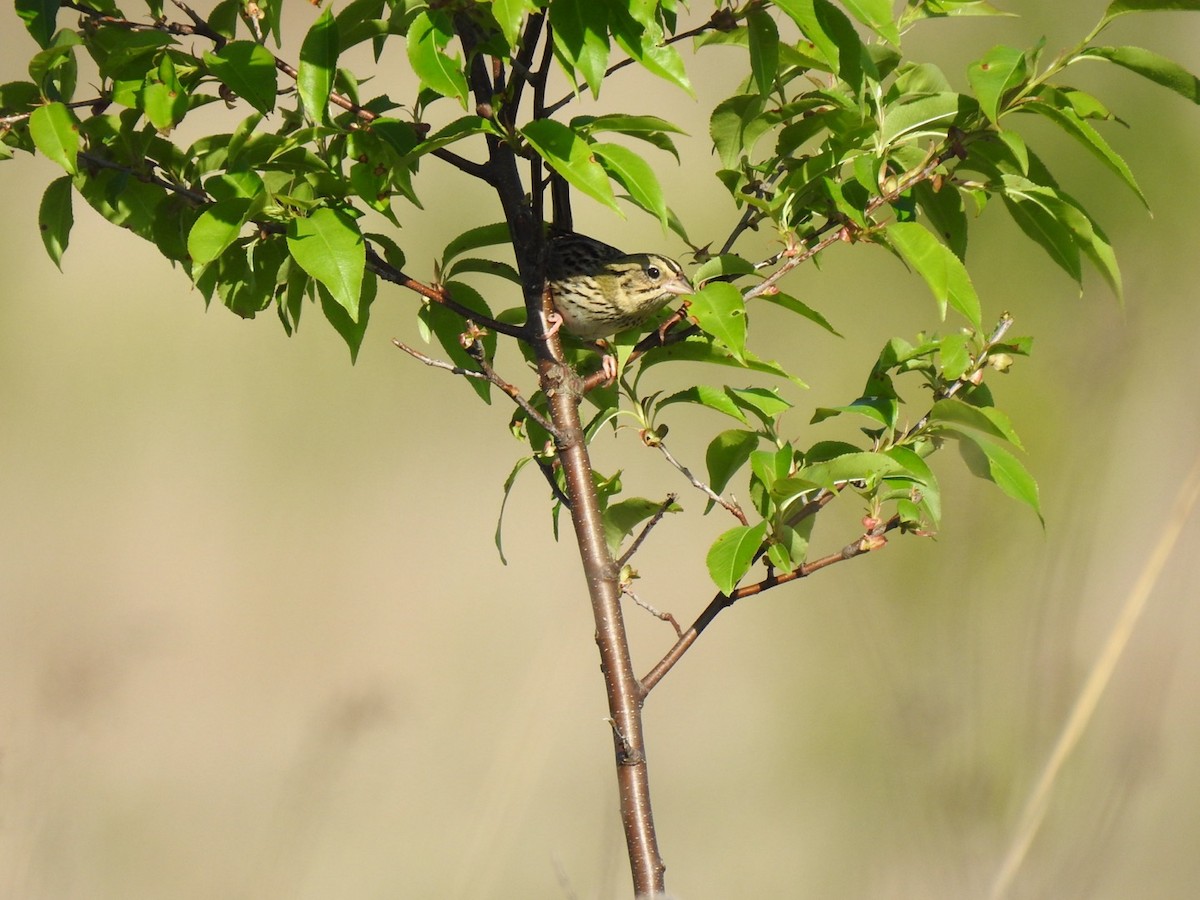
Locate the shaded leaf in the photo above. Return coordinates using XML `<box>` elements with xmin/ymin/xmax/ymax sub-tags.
<box><xmin>204</xmin><ymin>42</ymin><xmax>277</xmax><ymax>114</ymax></box>
<box><xmin>38</xmin><ymin>174</ymin><xmax>73</xmax><ymax>269</ymax></box>
<box><xmin>1080</xmin><ymin>45</ymin><xmax>1200</xmax><ymax>104</ymax></box>
<box><xmin>707</xmin><ymin>429</ymin><xmax>760</xmax><ymax>495</ymax></box>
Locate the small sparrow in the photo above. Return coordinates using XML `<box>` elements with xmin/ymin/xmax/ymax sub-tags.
<box><xmin>544</xmin><ymin>232</ymin><xmax>693</xmax><ymax>341</ymax></box>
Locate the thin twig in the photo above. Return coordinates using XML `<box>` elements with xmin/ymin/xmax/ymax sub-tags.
<box><xmin>654</xmin><ymin>441</ymin><xmax>747</xmax><ymax>524</ymax></box>
<box><xmin>622</xmin><ymin>586</ymin><xmax>683</xmax><ymax>638</ymax></box>
<box><xmin>641</xmin><ymin>514</ymin><xmax>903</xmax><ymax>693</ymax></box>
<box><xmin>463</xmin><ymin>338</ymin><xmax>561</xmax><ymax>439</ymax></box>
<box><xmin>616</xmin><ymin>494</ymin><xmax>678</xmax><ymax>570</ymax></box>
<box><xmin>367</xmin><ymin>247</ymin><xmax>531</xmax><ymax>340</ymax></box>
<box><xmin>391</xmin><ymin>338</ymin><xmax>488</xmax><ymax>378</ymax></box>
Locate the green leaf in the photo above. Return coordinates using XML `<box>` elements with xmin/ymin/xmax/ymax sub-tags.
<box><xmin>298</xmin><ymin>5</ymin><xmax>339</xmax><ymax>125</ymax></box>
<box><xmin>746</xmin><ymin>7</ymin><xmax>780</xmax><ymax>96</ymax></box>
<box><xmin>762</xmin><ymin>291</ymin><xmax>841</xmax><ymax>336</ymax></box>
<box><xmin>603</xmin><ymin>497</ymin><xmax>683</xmax><ymax>556</ymax></box>
<box><xmin>549</xmin><ymin>0</ymin><xmax>610</xmax><ymax>96</ymax></box>
<box><xmin>1080</xmin><ymin>45</ymin><xmax>1200</xmax><ymax>104</ymax></box>
<box><xmin>1022</xmin><ymin>98</ymin><xmax>1147</xmax><ymax>206</ymax></box>
<box><xmin>967</xmin><ymin>45</ymin><xmax>1027</xmax><ymax>123</ymax></box>
<box><xmin>204</xmin><ymin>41</ymin><xmax>278</xmax><ymax>115</ymax></box>
<box><xmin>319</xmin><ymin>276</ymin><xmax>374</xmax><ymax>363</ymax></box>
<box><xmin>495</xmin><ymin>455</ymin><xmax>534</xmax><ymax>564</ymax></box>
<box><xmin>609</xmin><ymin>8</ymin><xmax>691</xmax><ymax>94</ymax></box>
<box><xmin>1103</xmin><ymin>0</ymin><xmax>1200</xmax><ymax>27</ymax></box>
<box><xmin>841</xmin><ymin>0</ymin><xmax>901</xmax><ymax>44</ymax></box>
<box><xmin>706</xmin><ymin>521</ymin><xmax>769</xmax><ymax>595</ymax></box>
<box><xmin>710</xmin><ymin>94</ymin><xmax>769</xmax><ymax>168</ymax></box>
<box><xmin>642</xmin><ymin>334</ymin><xmax>806</xmax><ymax>386</ymax></box>
<box><xmin>15</xmin><ymin>0</ymin><xmax>59</xmax><ymax>49</ymax></box>
<box><xmin>441</xmin><ymin>222</ymin><xmax>512</xmax><ymax>268</ymax></box>
<box><xmin>773</xmin><ymin>0</ymin><xmax>864</xmax><ymax>89</ymax></box>
<box><xmin>28</xmin><ymin>102</ymin><xmax>78</xmax><ymax>174</ymax></box>
<box><xmin>726</xmin><ymin>386</ymin><xmax>792</xmax><ymax>426</ymax></box>
<box><xmin>929</xmin><ymin>397</ymin><xmax>1023</xmax><ymax>449</ymax></box>
<box><xmin>38</xmin><ymin>175</ymin><xmax>73</xmax><ymax>269</ymax></box>
<box><xmin>693</xmin><ymin>254</ymin><xmax>756</xmax><ymax>284</ymax></box>
<box><xmin>491</xmin><ymin>0</ymin><xmax>534</xmax><ymax>49</ymax></box>
<box><xmin>521</xmin><ymin>119</ymin><xmax>619</xmax><ymax>212</ymax></box>
<box><xmin>1000</xmin><ymin>176</ymin><xmax>1122</xmax><ymax>298</ymax></box>
<box><xmin>882</xmin><ymin>92</ymin><xmax>970</xmax><ymax>146</ymax></box>
<box><xmin>406</xmin><ymin>10</ymin><xmax>469</xmax><ymax>107</ymax></box>
<box><xmin>187</xmin><ymin>197</ymin><xmax>253</xmax><ymax>267</ymax></box>
<box><xmin>688</xmin><ymin>282</ymin><xmax>748</xmax><ymax>362</ymax></box>
<box><xmin>287</xmin><ymin>207</ymin><xmax>366</xmax><ymax>319</ymax></box>
<box><xmin>706</xmin><ymin>429</ymin><xmax>761</xmax><ymax>495</ymax></box>
<box><xmin>956</xmin><ymin>435</ymin><xmax>1042</xmax><ymax>521</ymax></box>
<box><xmin>885</xmin><ymin>222</ymin><xmax>982</xmax><ymax>328</ymax></box>
<box><xmin>657</xmin><ymin>385</ymin><xmax>749</xmax><ymax>423</ymax></box>
<box><xmin>592</xmin><ymin>142</ymin><xmax>668</xmax><ymax>225</ymax></box>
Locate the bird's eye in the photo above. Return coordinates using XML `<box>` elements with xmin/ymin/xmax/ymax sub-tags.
<box><xmin>646</xmin><ymin>265</ymin><xmax>661</xmax><ymax>279</ymax></box>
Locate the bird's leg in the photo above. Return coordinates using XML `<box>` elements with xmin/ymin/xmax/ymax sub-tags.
<box><xmin>542</xmin><ymin>309</ymin><xmax>564</xmax><ymax>339</ymax></box>
<box><xmin>656</xmin><ymin>299</ymin><xmax>693</xmax><ymax>343</ymax></box>
<box><xmin>594</xmin><ymin>340</ymin><xmax>618</xmax><ymax>386</ymax></box>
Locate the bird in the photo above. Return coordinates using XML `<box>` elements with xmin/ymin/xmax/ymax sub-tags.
<box><xmin>543</xmin><ymin>231</ymin><xmax>694</xmax><ymax>342</ymax></box>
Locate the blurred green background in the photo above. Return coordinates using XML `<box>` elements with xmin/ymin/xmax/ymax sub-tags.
<box><xmin>2</xmin><ymin>2</ymin><xmax>1199</xmax><ymax>897</ymax></box>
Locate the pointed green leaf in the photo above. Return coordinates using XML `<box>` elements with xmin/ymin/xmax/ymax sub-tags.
<box><xmin>886</xmin><ymin>222</ymin><xmax>982</xmax><ymax>328</ymax></box>
<box><xmin>38</xmin><ymin>174</ymin><xmax>73</xmax><ymax>269</ymax></box>
<box><xmin>204</xmin><ymin>41</ymin><xmax>277</xmax><ymax>114</ymax></box>
<box><xmin>657</xmin><ymin>386</ymin><xmax>749</xmax><ymax>423</ymax></box>
<box><xmin>441</xmin><ymin>222</ymin><xmax>513</xmax><ymax>268</ymax></box>
<box><xmin>1080</xmin><ymin>45</ymin><xmax>1200</xmax><ymax>104</ymax></box>
<box><xmin>495</xmin><ymin>455</ymin><xmax>534</xmax><ymax>564</ymax></box>
<box><xmin>298</xmin><ymin>4</ymin><xmax>339</xmax><ymax>125</ymax></box>
<box><xmin>15</xmin><ymin>0</ymin><xmax>59</xmax><ymax>48</ymax></box>
<box><xmin>287</xmin><ymin>207</ymin><xmax>366</xmax><ymax>318</ymax></box>
<box><xmin>28</xmin><ymin>101</ymin><xmax>78</xmax><ymax>174</ymax></box>
<box><xmin>929</xmin><ymin>397</ymin><xmax>1023</xmax><ymax>448</ymax></box>
<box><xmin>706</xmin><ymin>521</ymin><xmax>769</xmax><ymax>595</ymax></box>
<box><xmin>591</xmin><ymin>142</ymin><xmax>667</xmax><ymax>225</ymax></box>
<box><xmin>747</xmin><ymin>7</ymin><xmax>780</xmax><ymax>96</ymax></box>
<box><xmin>491</xmin><ymin>0</ymin><xmax>534</xmax><ymax>49</ymax></box>
<box><xmin>1103</xmin><ymin>0</ymin><xmax>1200</xmax><ymax>27</ymax></box>
<box><xmin>762</xmin><ymin>291</ymin><xmax>841</xmax><ymax>336</ymax></box>
<box><xmin>549</xmin><ymin>0</ymin><xmax>610</xmax><ymax>96</ymax></box>
<box><xmin>1023</xmin><ymin>99</ymin><xmax>1147</xmax><ymax>206</ymax></box>
<box><xmin>956</xmin><ymin>435</ymin><xmax>1042</xmax><ymax>521</ymax></box>
<box><xmin>406</xmin><ymin>11</ymin><xmax>469</xmax><ymax>106</ymax></box>
<box><xmin>521</xmin><ymin>119</ymin><xmax>619</xmax><ymax>212</ymax></box>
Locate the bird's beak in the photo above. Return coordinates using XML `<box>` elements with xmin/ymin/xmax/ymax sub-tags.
<box><xmin>663</xmin><ymin>276</ymin><xmax>694</xmax><ymax>297</ymax></box>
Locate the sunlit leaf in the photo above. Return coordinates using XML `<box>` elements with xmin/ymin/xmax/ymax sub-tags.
<box><xmin>706</xmin><ymin>521</ymin><xmax>768</xmax><ymax>595</ymax></box>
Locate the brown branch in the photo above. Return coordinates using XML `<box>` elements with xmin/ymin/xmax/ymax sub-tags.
<box><xmin>622</xmin><ymin>586</ymin><xmax>683</xmax><ymax>638</ymax></box>
<box><xmin>640</xmin><ymin>514</ymin><xmax>903</xmax><ymax>694</ymax></box>
<box><xmin>366</xmin><ymin>247</ymin><xmax>531</xmax><ymax>341</ymax></box>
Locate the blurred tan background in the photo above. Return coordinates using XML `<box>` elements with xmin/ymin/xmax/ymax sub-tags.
<box><xmin>2</xmin><ymin>2</ymin><xmax>1199</xmax><ymax>898</ymax></box>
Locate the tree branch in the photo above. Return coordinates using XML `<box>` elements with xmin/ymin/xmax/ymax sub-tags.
<box><xmin>641</xmin><ymin>514</ymin><xmax>903</xmax><ymax>694</ymax></box>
